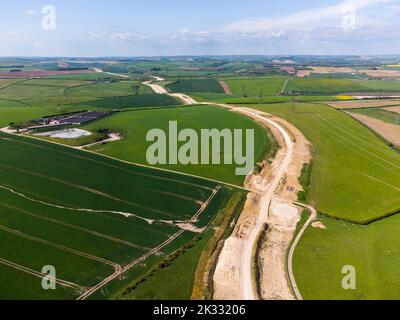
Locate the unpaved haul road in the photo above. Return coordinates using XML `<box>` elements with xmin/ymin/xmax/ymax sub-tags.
<box><xmin>143</xmin><ymin>77</ymin><xmax>198</xmax><ymax>105</ymax></box>
<box><xmin>143</xmin><ymin>79</ymin><xmax>168</xmax><ymax>94</ymax></box>
<box><xmin>234</xmin><ymin>108</ymin><xmax>295</xmax><ymax>300</ymax></box>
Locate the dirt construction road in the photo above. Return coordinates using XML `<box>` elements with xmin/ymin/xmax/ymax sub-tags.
<box><xmin>143</xmin><ymin>77</ymin><xmax>197</xmax><ymax>105</ymax></box>
<box><xmin>234</xmin><ymin>108</ymin><xmax>295</xmax><ymax>300</ymax></box>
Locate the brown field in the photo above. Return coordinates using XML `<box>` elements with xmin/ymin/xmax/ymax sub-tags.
<box><xmin>385</xmin><ymin>106</ymin><xmax>400</xmax><ymax>115</ymax></box>
<box><xmin>359</xmin><ymin>69</ymin><xmax>400</xmax><ymax>78</ymax></box>
<box><xmin>296</xmin><ymin>70</ymin><xmax>312</xmax><ymax>77</ymax></box>
<box><xmin>329</xmin><ymin>99</ymin><xmax>400</xmax><ymax>109</ymax></box>
<box><xmin>219</xmin><ymin>80</ymin><xmax>233</xmax><ymax>95</ymax></box>
<box><xmin>309</xmin><ymin>66</ymin><xmax>355</xmax><ymax>74</ymax></box>
<box><xmin>348</xmin><ymin>112</ymin><xmax>400</xmax><ymax>146</ymax></box>
<box><xmin>0</xmin><ymin>69</ymin><xmax>95</xmax><ymax>79</ymax></box>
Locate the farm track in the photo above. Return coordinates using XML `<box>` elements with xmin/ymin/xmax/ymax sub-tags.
<box><xmin>0</xmin><ymin>73</ymin><xmax>241</xmax><ymax>300</ymax></box>
<box><xmin>0</xmin><ymin>130</ymin><xmax>251</xmax><ymax>193</ymax></box>
<box><xmin>0</xmin><ymin>184</ymin><xmax>155</xmax><ymax>223</ymax></box>
<box><xmin>0</xmin><ymin>202</ymin><xmax>151</xmax><ymax>251</ymax></box>
<box><xmin>0</xmin><ymin>72</ymin><xmax>309</xmax><ymax>300</ymax></box>
<box><xmin>0</xmin><ymin>79</ymin><xmax>29</xmax><ymax>92</ymax></box>
<box><xmin>0</xmin><ymin>147</ymin><xmax>207</xmax><ymax>206</ymax></box>
<box><xmin>0</xmin><ymin>184</ymin><xmax>212</xmax><ymax>230</ymax></box>
<box><xmin>0</xmin><ymin>257</ymin><xmax>83</xmax><ymax>291</ymax></box>
<box><xmin>0</xmin><ymin>224</ymin><xmax>121</xmax><ymax>271</ymax></box>
<box><xmin>141</xmin><ymin>75</ymin><xmax>310</xmax><ymax>300</ymax></box>
<box><xmin>280</xmin><ymin>78</ymin><xmax>292</xmax><ymax>95</ymax></box>
<box><xmin>76</xmin><ymin>185</ymin><xmax>221</xmax><ymax>300</ymax></box>
<box><xmin>0</xmin><ymin>162</ymin><xmax>190</xmax><ymax>220</ymax></box>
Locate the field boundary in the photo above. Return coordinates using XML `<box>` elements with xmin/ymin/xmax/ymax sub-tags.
<box><xmin>0</xmin><ymin>128</ymin><xmax>251</xmax><ymax>193</ymax></box>
<box><xmin>287</xmin><ymin>202</ymin><xmax>316</xmax><ymax>300</ymax></box>
<box><xmin>76</xmin><ymin>185</ymin><xmax>222</xmax><ymax>300</ymax></box>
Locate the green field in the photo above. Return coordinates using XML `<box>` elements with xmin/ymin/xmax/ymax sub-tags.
<box><xmin>0</xmin><ymin>131</ymin><xmax>235</xmax><ymax>299</ymax></box>
<box><xmin>0</xmin><ymin>78</ymin><xmax>176</xmax><ymax>126</ymax></box>
<box><xmin>215</xmin><ymin>95</ymin><xmax>343</xmax><ymax>104</ymax></box>
<box><xmin>351</xmin><ymin>79</ymin><xmax>400</xmax><ymax>92</ymax></box>
<box><xmin>66</xmin><ymin>81</ymin><xmax>151</xmax><ymax>98</ymax></box>
<box><xmin>350</xmin><ymin>108</ymin><xmax>400</xmax><ymax>125</ymax></box>
<box><xmin>0</xmin><ymin>106</ymin><xmax>49</xmax><ymax>127</ymax></box>
<box><xmin>247</xmin><ymin>103</ymin><xmax>400</xmax><ymax>223</ymax></box>
<box><xmin>0</xmin><ymin>78</ymin><xmax>100</xmax><ymax>109</ymax></box>
<box><xmin>77</xmin><ymin>94</ymin><xmax>181</xmax><ymax>110</ymax></box>
<box><xmin>117</xmin><ymin>231</ymin><xmax>212</xmax><ymax>300</ymax></box>
<box><xmin>224</xmin><ymin>77</ymin><xmax>288</xmax><ymax>96</ymax></box>
<box><xmin>44</xmin><ymin>72</ymin><xmax>128</xmax><ymax>80</ymax></box>
<box><xmin>285</xmin><ymin>78</ymin><xmax>400</xmax><ymax>95</ymax></box>
<box><xmin>166</xmin><ymin>79</ymin><xmax>225</xmax><ymax>93</ymax></box>
<box><xmin>80</xmin><ymin>105</ymin><xmax>271</xmax><ymax>186</ymax></box>
<box><xmin>294</xmin><ymin>214</ymin><xmax>400</xmax><ymax>299</ymax></box>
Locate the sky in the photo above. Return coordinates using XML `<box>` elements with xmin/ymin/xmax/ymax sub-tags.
<box><xmin>0</xmin><ymin>0</ymin><xmax>399</xmax><ymax>57</ymax></box>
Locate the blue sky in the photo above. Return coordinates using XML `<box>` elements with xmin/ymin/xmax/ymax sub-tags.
<box><xmin>0</xmin><ymin>0</ymin><xmax>399</xmax><ymax>56</ymax></box>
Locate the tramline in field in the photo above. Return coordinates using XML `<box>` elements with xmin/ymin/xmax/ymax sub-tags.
<box><xmin>0</xmin><ymin>131</ymin><xmax>236</xmax><ymax>299</ymax></box>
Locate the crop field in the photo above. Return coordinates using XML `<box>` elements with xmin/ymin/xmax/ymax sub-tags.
<box><xmin>78</xmin><ymin>94</ymin><xmax>181</xmax><ymax>110</ymax></box>
<box><xmin>285</xmin><ymin>78</ymin><xmax>400</xmax><ymax>95</ymax></box>
<box><xmin>44</xmin><ymin>72</ymin><xmax>128</xmax><ymax>80</ymax></box>
<box><xmin>224</xmin><ymin>77</ymin><xmax>288</xmax><ymax>96</ymax></box>
<box><xmin>0</xmin><ymin>131</ymin><xmax>235</xmax><ymax>299</ymax></box>
<box><xmin>0</xmin><ymin>106</ymin><xmax>48</xmax><ymax>127</ymax></box>
<box><xmin>0</xmin><ymin>70</ymin><xmax>97</xmax><ymax>79</ymax></box>
<box><xmin>329</xmin><ymin>99</ymin><xmax>400</xmax><ymax>109</ymax></box>
<box><xmin>0</xmin><ymin>78</ymin><xmax>173</xmax><ymax>126</ymax></box>
<box><xmin>0</xmin><ymin>79</ymin><xmax>23</xmax><ymax>89</ymax></box>
<box><xmin>285</xmin><ymin>78</ymin><xmax>366</xmax><ymax>95</ymax></box>
<box><xmin>166</xmin><ymin>79</ymin><xmax>225</xmax><ymax>93</ymax></box>
<box><xmin>247</xmin><ymin>103</ymin><xmax>400</xmax><ymax>223</ymax></box>
<box><xmin>293</xmin><ymin>214</ymin><xmax>400</xmax><ymax>299</ymax></box>
<box><xmin>216</xmin><ymin>95</ymin><xmax>344</xmax><ymax>104</ymax></box>
<box><xmin>188</xmin><ymin>92</ymin><xmax>235</xmax><ymax>102</ymax></box>
<box><xmin>66</xmin><ymin>81</ymin><xmax>152</xmax><ymax>98</ymax></box>
<box><xmin>0</xmin><ymin>78</ymin><xmax>100</xmax><ymax>108</ymax></box>
<box><xmin>350</xmin><ymin>108</ymin><xmax>400</xmax><ymax>125</ymax></box>
<box><xmin>79</xmin><ymin>105</ymin><xmax>271</xmax><ymax>186</ymax></box>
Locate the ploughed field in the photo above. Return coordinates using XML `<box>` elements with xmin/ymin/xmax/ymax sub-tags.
<box><xmin>0</xmin><ymin>132</ymin><xmax>234</xmax><ymax>299</ymax></box>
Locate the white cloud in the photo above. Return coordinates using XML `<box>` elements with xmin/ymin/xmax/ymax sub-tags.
<box><xmin>221</xmin><ymin>0</ymin><xmax>396</xmax><ymax>33</ymax></box>
<box><xmin>26</xmin><ymin>9</ymin><xmax>37</xmax><ymax>16</ymax></box>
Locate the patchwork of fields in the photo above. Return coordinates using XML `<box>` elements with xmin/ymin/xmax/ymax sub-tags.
<box><xmin>242</xmin><ymin>101</ymin><xmax>400</xmax><ymax>300</ymax></box>
<box><xmin>0</xmin><ymin>132</ymin><xmax>235</xmax><ymax>299</ymax></box>
<box><xmin>247</xmin><ymin>103</ymin><xmax>400</xmax><ymax>223</ymax></box>
<box><xmin>0</xmin><ymin>76</ymin><xmax>183</xmax><ymax>127</ymax></box>
<box><xmin>77</xmin><ymin>94</ymin><xmax>180</xmax><ymax>110</ymax></box>
<box><xmin>285</xmin><ymin>78</ymin><xmax>400</xmax><ymax>95</ymax></box>
<box><xmin>3</xmin><ymin>59</ymin><xmax>400</xmax><ymax>301</ymax></box>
